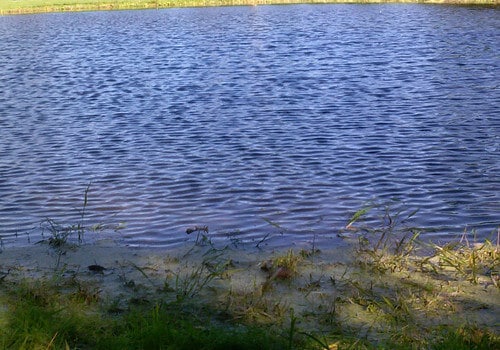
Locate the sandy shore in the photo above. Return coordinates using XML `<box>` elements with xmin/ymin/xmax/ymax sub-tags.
<box><xmin>1</xmin><ymin>238</ymin><xmax>498</xmax><ymax>341</ymax></box>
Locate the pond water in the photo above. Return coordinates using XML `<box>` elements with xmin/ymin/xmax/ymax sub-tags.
<box><xmin>0</xmin><ymin>4</ymin><xmax>498</xmax><ymax>249</ymax></box>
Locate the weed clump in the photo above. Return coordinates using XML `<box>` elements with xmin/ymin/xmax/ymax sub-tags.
<box><xmin>420</xmin><ymin>238</ymin><xmax>499</xmax><ymax>286</ymax></box>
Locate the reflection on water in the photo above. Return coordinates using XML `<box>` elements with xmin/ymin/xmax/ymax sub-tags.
<box><xmin>0</xmin><ymin>5</ymin><xmax>498</xmax><ymax>248</ymax></box>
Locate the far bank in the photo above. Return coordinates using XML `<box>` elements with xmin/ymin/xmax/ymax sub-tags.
<box><xmin>1</xmin><ymin>0</ymin><xmax>499</xmax><ymax>16</ymax></box>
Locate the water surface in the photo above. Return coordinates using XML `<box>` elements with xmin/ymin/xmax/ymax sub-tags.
<box><xmin>0</xmin><ymin>4</ymin><xmax>498</xmax><ymax>248</ymax></box>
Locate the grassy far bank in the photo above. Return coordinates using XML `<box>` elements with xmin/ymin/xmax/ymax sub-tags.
<box><xmin>0</xmin><ymin>221</ymin><xmax>498</xmax><ymax>349</ymax></box>
<box><xmin>0</xmin><ymin>0</ymin><xmax>498</xmax><ymax>15</ymax></box>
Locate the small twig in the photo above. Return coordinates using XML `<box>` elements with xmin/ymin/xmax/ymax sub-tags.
<box><xmin>256</xmin><ymin>232</ymin><xmax>271</xmax><ymax>249</ymax></box>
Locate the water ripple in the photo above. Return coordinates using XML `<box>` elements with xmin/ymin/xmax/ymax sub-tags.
<box><xmin>0</xmin><ymin>5</ymin><xmax>499</xmax><ymax>248</ymax></box>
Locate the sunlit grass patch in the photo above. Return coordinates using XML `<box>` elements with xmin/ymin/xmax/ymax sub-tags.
<box><xmin>420</xmin><ymin>237</ymin><xmax>499</xmax><ymax>286</ymax></box>
<box><xmin>0</xmin><ymin>0</ymin><xmax>158</xmax><ymax>13</ymax></box>
<box><xmin>433</xmin><ymin>325</ymin><xmax>500</xmax><ymax>350</ymax></box>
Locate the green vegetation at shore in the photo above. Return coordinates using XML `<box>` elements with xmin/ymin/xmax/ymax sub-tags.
<box><xmin>1</xmin><ymin>0</ymin><xmax>498</xmax><ymax>15</ymax></box>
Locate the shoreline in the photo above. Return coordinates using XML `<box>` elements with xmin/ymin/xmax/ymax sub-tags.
<box><xmin>1</xmin><ymin>236</ymin><xmax>498</xmax><ymax>347</ymax></box>
<box><xmin>1</xmin><ymin>0</ymin><xmax>498</xmax><ymax>16</ymax></box>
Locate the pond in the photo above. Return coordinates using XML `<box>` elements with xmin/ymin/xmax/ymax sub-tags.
<box><xmin>0</xmin><ymin>4</ymin><xmax>498</xmax><ymax>248</ymax></box>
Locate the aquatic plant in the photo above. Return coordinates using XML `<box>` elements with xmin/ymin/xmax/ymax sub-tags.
<box><xmin>39</xmin><ymin>182</ymin><xmax>92</xmax><ymax>249</ymax></box>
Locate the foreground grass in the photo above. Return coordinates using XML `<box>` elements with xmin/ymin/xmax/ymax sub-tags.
<box><xmin>0</xmin><ymin>283</ymin><xmax>288</xmax><ymax>349</ymax></box>
<box><xmin>1</xmin><ymin>281</ymin><xmax>496</xmax><ymax>349</ymax></box>
<box><xmin>1</xmin><ymin>0</ymin><xmax>498</xmax><ymax>15</ymax></box>
<box><xmin>0</xmin><ymin>229</ymin><xmax>498</xmax><ymax>349</ymax></box>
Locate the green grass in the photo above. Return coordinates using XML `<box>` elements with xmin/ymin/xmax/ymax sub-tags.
<box><xmin>2</xmin><ymin>276</ymin><xmax>497</xmax><ymax>349</ymax></box>
<box><xmin>1</xmin><ymin>0</ymin><xmax>498</xmax><ymax>15</ymax></box>
<box><xmin>0</xmin><ymin>280</ymin><xmax>289</xmax><ymax>349</ymax></box>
